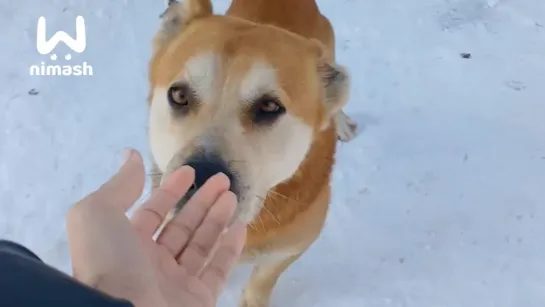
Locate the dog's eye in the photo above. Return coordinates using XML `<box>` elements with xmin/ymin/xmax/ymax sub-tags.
<box><xmin>167</xmin><ymin>83</ymin><xmax>193</xmax><ymax>109</ymax></box>
<box><xmin>258</xmin><ymin>100</ymin><xmax>281</xmax><ymax>113</ymax></box>
<box><xmin>253</xmin><ymin>96</ymin><xmax>285</xmax><ymax>124</ymax></box>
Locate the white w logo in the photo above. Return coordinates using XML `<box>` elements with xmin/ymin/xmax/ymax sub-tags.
<box><xmin>36</xmin><ymin>16</ymin><xmax>86</xmax><ymax>55</ymax></box>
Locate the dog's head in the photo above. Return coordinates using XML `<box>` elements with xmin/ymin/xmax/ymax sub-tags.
<box><xmin>147</xmin><ymin>0</ymin><xmax>350</xmax><ymax>223</ymax></box>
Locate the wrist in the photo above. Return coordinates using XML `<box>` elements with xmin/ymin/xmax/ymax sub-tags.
<box><xmin>130</xmin><ymin>293</ymin><xmax>167</xmax><ymax>307</ymax></box>
<box><xmin>90</xmin><ymin>278</ymin><xmax>166</xmax><ymax>307</ymax></box>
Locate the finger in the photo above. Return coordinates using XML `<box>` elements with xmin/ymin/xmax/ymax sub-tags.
<box><xmin>130</xmin><ymin>165</ymin><xmax>195</xmax><ymax>237</ymax></box>
<box><xmin>177</xmin><ymin>191</ymin><xmax>237</xmax><ymax>275</ymax></box>
<box><xmin>71</xmin><ymin>148</ymin><xmax>145</xmax><ymax>214</ymax></box>
<box><xmin>199</xmin><ymin>221</ymin><xmax>246</xmax><ymax>297</ymax></box>
<box><xmin>156</xmin><ymin>172</ymin><xmax>230</xmax><ymax>257</ymax></box>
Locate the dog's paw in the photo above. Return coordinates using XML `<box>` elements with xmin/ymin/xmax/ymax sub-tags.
<box><xmin>334</xmin><ymin>110</ymin><xmax>358</xmax><ymax>142</ymax></box>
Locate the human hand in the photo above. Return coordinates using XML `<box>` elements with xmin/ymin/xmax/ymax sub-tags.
<box><xmin>66</xmin><ymin>148</ymin><xmax>246</xmax><ymax>307</ymax></box>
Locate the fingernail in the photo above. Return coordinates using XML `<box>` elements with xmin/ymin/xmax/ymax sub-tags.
<box><xmin>121</xmin><ymin>148</ymin><xmax>133</xmax><ymax>166</ymax></box>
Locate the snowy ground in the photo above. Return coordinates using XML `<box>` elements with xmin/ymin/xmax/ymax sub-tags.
<box><xmin>1</xmin><ymin>0</ymin><xmax>544</xmax><ymax>306</ymax></box>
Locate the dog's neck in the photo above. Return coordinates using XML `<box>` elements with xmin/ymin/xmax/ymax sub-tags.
<box><xmin>247</xmin><ymin>123</ymin><xmax>337</xmax><ymax>235</ymax></box>
<box><xmin>226</xmin><ymin>0</ymin><xmax>321</xmax><ymax>37</ymax></box>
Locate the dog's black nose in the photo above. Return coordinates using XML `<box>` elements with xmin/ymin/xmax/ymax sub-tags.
<box><xmin>184</xmin><ymin>154</ymin><xmax>238</xmax><ymax>198</ymax></box>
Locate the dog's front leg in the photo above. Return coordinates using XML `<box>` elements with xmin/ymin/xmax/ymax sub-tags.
<box><xmin>240</xmin><ymin>253</ymin><xmax>303</xmax><ymax>307</ymax></box>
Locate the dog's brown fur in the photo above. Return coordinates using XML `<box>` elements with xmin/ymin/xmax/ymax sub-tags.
<box><xmin>147</xmin><ymin>0</ymin><xmax>355</xmax><ymax>306</ymax></box>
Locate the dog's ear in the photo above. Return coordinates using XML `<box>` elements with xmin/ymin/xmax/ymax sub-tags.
<box><xmin>309</xmin><ymin>39</ymin><xmax>351</xmax><ymax>130</ymax></box>
<box><xmin>153</xmin><ymin>0</ymin><xmax>213</xmax><ymax>51</ymax></box>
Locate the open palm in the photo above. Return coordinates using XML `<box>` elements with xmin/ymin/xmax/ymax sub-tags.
<box><xmin>67</xmin><ymin>149</ymin><xmax>246</xmax><ymax>307</ymax></box>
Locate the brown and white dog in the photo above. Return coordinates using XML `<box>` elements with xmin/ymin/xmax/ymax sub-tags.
<box><xmin>147</xmin><ymin>0</ymin><xmax>357</xmax><ymax>305</ymax></box>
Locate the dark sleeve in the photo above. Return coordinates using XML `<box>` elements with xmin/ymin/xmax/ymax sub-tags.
<box><xmin>0</xmin><ymin>240</ymin><xmax>134</xmax><ymax>307</ymax></box>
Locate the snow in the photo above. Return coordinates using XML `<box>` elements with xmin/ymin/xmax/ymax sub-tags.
<box><xmin>1</xmin><ymin>0</ymin><xmax>544</xmax><ymax>306</ymax></box>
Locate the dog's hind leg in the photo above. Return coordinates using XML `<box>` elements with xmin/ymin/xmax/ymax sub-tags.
<box><xmin>240</xmin><ymin>253</ymin><xmax>303</xmax><ymax>307</ymax></box>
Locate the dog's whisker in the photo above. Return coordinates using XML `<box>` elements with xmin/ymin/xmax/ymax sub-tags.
<box><xmin>146</xmin><ymin>172</ymin><xmax>163</xmax><ymax>177</ymax></box>
<box><xmin>263</xmin><ymin>204</ymin><xmax>281</xmax><ymax>225</ymax></box>
<box><xmin>265</xmin><ymin>189</ymin><xmax>305</xmax><ymax>205</ymax></box>
<box><xmin>227</xmin><ymin>160</ymin><xmax>248</xmax><ymax>165</ymax></box>
<box><xmin>254</xmin><ymin>195</ymin><xmax>281</xmax><ymax>225</ymax></box>
<box><xmin>247</xmin><ymin>222</ymin><xmax>257</xmax><ymax>231</ymax></box>
<box><xmin>257</xmin><ymin>215</ymin><xmax>266</xmax><ymax>231</ymax></box>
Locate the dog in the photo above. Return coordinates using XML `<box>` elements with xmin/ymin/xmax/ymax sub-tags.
<box><xmin>147</xmin><ymin>0</ymin><xmax>357</xmax><ymax>305</ymax></box>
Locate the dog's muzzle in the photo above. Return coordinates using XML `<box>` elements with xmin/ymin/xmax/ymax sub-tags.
<box><xmin>174</xmin><ymin>154</ymin><xmax>238</xmax><ymax>213</ymax></box>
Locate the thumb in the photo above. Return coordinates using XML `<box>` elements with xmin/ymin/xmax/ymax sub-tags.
<box><xmin>76</xmin><ymin>148</ymin><xmax>146</xmax><ymax>213</ymax></box>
